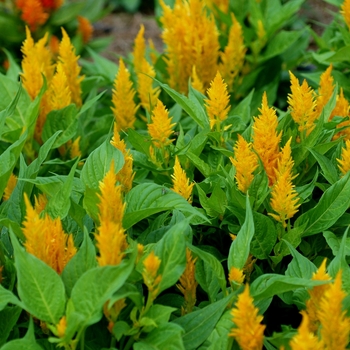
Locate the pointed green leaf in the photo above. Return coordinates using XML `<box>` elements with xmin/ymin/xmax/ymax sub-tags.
<box><xmin>0</xmin><ymin>306</ymin><xmax>22</xmax><ymax>346</ymax></box>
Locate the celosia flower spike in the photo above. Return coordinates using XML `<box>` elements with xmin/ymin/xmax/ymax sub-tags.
<box><xmin>318</xmin><ymin>271</ymin><xmax>350</xmax><ymax>349</ymax></box>
<box><xmin>205</xmin><ymin>71</ymin><xmax>231</xmax><ymax>131</ymax></box>
<box><xmin>111</xmin><ymin>59</ymin><xmax>138</xmax><ymax>132</ymax></box>
<box><xmin>16</xmin><ymin>0</ymin><xmax>48</xmax><ymax>31</ymax></box>
<box><xmin>148</xmin><ymin>99</ymin><xmax>176</xmax><ymax>148</ymax></box>
<box><xmin>341</xmin><ymin>0</ymin><xmax>350</xmax><ymax>30</ymax></box>
<box><xmin>177</xmin><ymin>248</ymin><xmax>198</xmax><ymax>315</ymax></box>
<box><xmin>133</xmin><ymin>24</ymin><xmax>146</xmax><ymax>73</ymax></box>
<box><xmin>142</xmin><ymin>251</ymin><xmax>162</xmax><ymax>301</ymax></box>
<box><xmin>287</xmin><ymin>71</ymin><xmax>318</xmax><ymax>136</ymax></box>
<box><xmin>337</xmin><ymin>139</ymin><xmax>350</xmax><ymax>175</ymax></box>
<box><xmin>230</xmin><ymin>134</ymin><xmax>259</xmax><ymax>193</ymax></box>
<box><xmin>252</xmin><ymin>92</ymin><xmax>282</xmax><ymax>185</ymax></box>
<box><xmin>3</xmin><ymin>173</ymin><xmax>17</xmax><ymax>201</ymax></box>
<box><xmin>269</xmin><ymin>138</ymin><xmax>300</xmax><ymax>227</ymax></box>
<box><xmin>315</xmin><ymin>65</ymin><xmax>334</xmax><ymax>117</ymax></box>
<box><xmin>191</xmin><ymin>66</ymin><xmax>205</xmax><ymax>94</ymax></box>
<box><xmin>77</xmin><ymin>16</ymin><xmax>93</xmax><ymax>44</ymax></box>
<box><xmin>229</xmin><ymin>284</ymin><xmax>265</xmax><ymax>350</ymax></box>
<box><xmin>228</xmin><ymin>266</ymin><xmax>244</xmax><ymax>285</ymax></box>
<box><xmin>171</xmin><ymin>156</ymin><xmax>195</xmax><ymax>203</ymax></box>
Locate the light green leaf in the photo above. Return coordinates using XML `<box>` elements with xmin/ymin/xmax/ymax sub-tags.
<box><xmin>0</xmin><ymin>285</ymin><xmax>22</xmax><ymax>311</ymax></box>
<box><xmin>308</xmin><ymin>148</ymin><xmax>338</xmax><ymax>184</ymax></box>
<box><xmin>0</xmin><ymin>306</ymin><xmax>22</xmax><ymax>346</ymax></box>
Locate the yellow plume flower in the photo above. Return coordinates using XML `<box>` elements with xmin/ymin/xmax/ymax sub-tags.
<box><xmin>205</xmin><ymin>71</ymin><xmax>230</xmax><ymax>131</ymax></box>
<box><xmin>305</xmin><ymin>258</ymin><xmax>332</xmax><ymax>333</ymax></box>
<box><xmin>341</xmin><ymin>0</ymin><xmax>350</xmax><ymax>30</ymax></box>
<box><xmin>3</xmin><ymin>173</ymin><xmax>17</xmax><ymax>201</ymax></box>
<box><xmin>142</xmin><ymin>250</ymin><xmax>162</xmax><ymax>301</ymax></box>
<box><xmin>287</xmin><ymin>71</ymin><xmax>318</xmax><ymax>136</ymax></box>
<box><xmin>133</xmin><ymin>24</ymin><xmax>146</xmax><ymax>73</ymax></box>
<box><xmin>148</xmin><ymin>99</ymin><xmax>176</xmax><ymax>148</ymax></box>
<box><xmin>58</xmin><ymin>28</ymin><xmax>84</xmax><ymax>107</ymax></box>
<box><xmin>230</xmin><ymin>134</ymin><xmax>259</xmax><ymax>193</ymax></box>
<box><xmin>16</xmin><ymin>0</ymin><xmax>48</xmax><ymax>32</ymax></box>
<box><xmin>252</xmin><ymin>92</ymin><xmax>282</xmax><ymax>186</ymax></box>
<box><xmin>289</xmin><ymin>311</ymin><xmax>324</xmax><ymax>350</ymax></box>
<box><xmin>269</xmin><ymin>138</ymin><xmax>300</xmax><ymax>227</ymax></box>
<box><xmin>95</xmin><ymin>163</ymin><xmax>128</xmax><ymax>266</ymax></box>
<box><xmin>331</xmin><ymin>88</ymin><xmax>350</xmax><ymax>140</ymax></box>
<box><xmin>22</xmin><ymin>194</ymin><xmax>76</xmax><ymax>274</ymax></box>
<box><xmin>56</xmin><ymin>316</ymin><xmax>67</xmax><ymax>338</ymax></box>
<box><xmin>111</xmin><ymin>124</ymin><xmax>135</xmax><ymax>192</ymax></box>
<box><xmin>337</xmin><ymin>139</ymin><xmax>350</xmax><ymax>175</ymax></box>
<box><xmin>111</xmin><ymin>59</ymin><xmax>138</xmax><ymax>132</ymax></box>
<box><xmin>34</xmin><ymin>193</ymin><xmax>48</xmax><ymax>214</ymax></box>
<box><xmin>171</xmin><ymin>156</ymin><xmax>195</xmax><ymax>203</ymax></box>
<box><xmin>318</xmin><ymin>271</ymin><xmax>350</xmax><ymax>349</ymax></box>
<box><xmin>177</xmin><ymin>248</ymin><xmax>198</xmax><ymax>315</ymax></box>
<box><xmin>228</xmin><ymin>266</ymin><xmax>244</xmax><ymax>285</ymax></box>
<box><xmin>229</xmin><ymin>284</ymin><xmax>265</xmax><ymax>350</ymax></box>
<box><xmin>69</xmin><ymin>136</ymin><xmax>82</xmax><ymax>160</ymax></box>
<box><xmin>315</xmin><ymin>65</ymin><xmax>334</xmax><ymax>117</ymax></box>
<box><xmin>191</xmin><ymin>66</ymin><xmax>205</xmax><ymax>94</ymax></box>
<box><xmin>205</xmin><ymin>0</ymin><xmax>229</xmax><ymax>13</ymax></box>
<box><xmin>219</xmin><ymin>13</ymin><xmax>246</xmax><ymax>87</ymax></box>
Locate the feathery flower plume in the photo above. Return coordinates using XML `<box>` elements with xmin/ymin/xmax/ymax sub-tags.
<box><xmin>69</xmin><ymin>137</ymin><xmax>82</xmax><ymax>159</ymax></box>
<box><xmin>111</xmin><ymin>124</ymin><xmax>135</xmax><ymax>192</ymax></box>
<box><xmin>252</xmin><ymin>92</ymin><xmax>282</xmax><ymax>185</ymax></box>
<box><xmin>229</xmin><ymin>284</ymin><xmax>265</xmax><ymax>350</ymax></box>
<box><xmin>177</xmin><ymin>248</ymin><xmax>198</xmax><ymax>315</ymax></box>
<box><xmin>104</xmin><ymin>298</ymin><xmax>127</xmax><ymax>333</ymax></box>
<box><xmin>56</xmin><ymin>316</ymin><xmax>67</xmax><ymax>339</ymax></box>
<box><xmin>171</xmin><ymin>156</ymin><xmax>195</xmax><ymax>203</ymax></box>
<box><xmin>41</xmin><ymin>0</ymin><xmax>63</xmax><ymax>10</ymax></box>
<box><xmin>341</xmin><ymin>0</ymin><xmax>350</xmax><ymax>30</ymax></box>
<box><xmin>95</xmin><ymin>163</ymin><xmax>128</xmax><ymax>266</ymax></box>
<box><xmin>330</xmin><ymin>88</ymin><xmax>350</xmax><ymax>140</ymax></box>
<box><xmin>219</xmin><ymin>13</ymin><xmax>246</xmax><ymax>87</ymax></box>
<box><xmin>148</xmin><ymin>99</ymin><xmax>176</xmax><ymax>148</ymax></box>
<box><xmin>58</xmin><ymin>28</ymin><xmax>84</xmax><ymax>106</ymax></box>
<box><xmin>269</xmin><ymin>138</ymin><xmax>300</xmax><ymax>226</ymax></box>
<box><xmin>289</xmin><ymin>311</ymin><xmax>324</xmax><ymax>350</ymax></box>
<box><xmin>133</xmin><ymin>24</ymin><xmax>146</xmax><ymax>73</ymax></box>
<box><xmin>111</xmin><ymin>59</ymin><xmax>138</xmax><ymax>132</ymax></box>
<box><xmin>16</xmin><ymin>0</ymin><xmax>48</xmax><ymax>31</ymax></box>
<box><xmin>230</xmin><ymin>134</ymin><xmax>259</xmax><ymax>193</ymax></box>
<box><xmin>305</xmin><ymin>258</ymin><xmax>331</xmax><ymax>333</ymax></box>
<box><xmin>34</xmin><ymin>193</ymin><xmax>48</xmax><ymax>214</ymax></box>
<box><xmin>315</xmin><ymin>65</ymin><xmax>334</xmax><ymax>117</ymax></box>
<box><xmin>318</xmin><ymin>271</ymin><xmax>350</xmax><ymax>349</ymax></box>
<box><xmin>205</xmin><ymin>0</ymin><xmax>229</xmax><ymax>13</ymax></box>
<box><xmin>191</xmin><ymin>66</ymin><xmax>205</xmax><ymax>94</ymax></box>
<box><xmin>228</xmin><ymin>266</ymin><xmax>245</xmax><ymax>285</ymax></box>
<box><xmin>287</xmin><ymin>71</ymin><xmax>318</xmax><ymax>136</ymax></box>
<box><xmin>205</xmin><ymin>71</ymin><xmax>230</xmax><ymax>131</ymax></box>
<box><xmin>22</xmin><ymin>194</ymin><xmax>76</xmax><ymax>274</ymax></box>
<box><xmin>142</xmin><ymin>250</ymin><xmax>162</xmax><ymax>301</ymax></box>
<box><xmin>337</xmin><ymin>139</ymin><xmax>350</xmax><ymax>175</ymax></box>
<box><xmin>3</xmin><ymin>173</ymin><xmax>17</xmax><ymax>201</ymax></box>
<box><xmin>77</xmin><ymin>16</ymin><xmax>93</xmax><ymax>44</ymax></box>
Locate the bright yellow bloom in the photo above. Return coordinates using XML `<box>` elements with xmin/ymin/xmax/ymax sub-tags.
<box><xmin>205</xmin><ymin>0</ymin><xmax>229</xmax><ymax>13</ymax></box>
<box><xmin>142</xmin><ymin>250</ymin><xmax>162</xmax><ymax>301</ymax></box>
<box><xmin>191</xmin><ymin>66</ymin><xmax>205</xmax><ymax>94</ymax></box>
<box><xmin>58</xmin><ymin>28</ymin><xmax>84</xmax><ymax>107</ymax></box>
<box><xmin>252</xmin><ymin>92</ymin><xmax>282</xmax><ymax>186</ymax></box>
<box><xmin>16</xmin><ymin>0</ymin><xmax>48</xmax><ymax>31</ymax></box>
<box><xmin>305</xmin><ymin>258</ymin><xmax>332</xmax><ymax>333</ymax></box>
<box><xmin>148</xmin><ymin>99</ymin><xmax>176</xmax><ymax>148</ymax></box>
<box><xmin>219</xmin><ymin>13</ymin><xmax>246</xmax><ymax>87</ymax></box>
<box><xmin>331</xmin><ymin>88</ymin><xmax>350</xmax><ymax>140</ymax></box>
<box><xmin>77</xmin><ymin>16</ymin><xmax>93</xmax><ymax>44</ymax></box>
<box><xmin>289</xmin><ymin>311</ymin><xmax>324</xmax><ymax>350</ymax></box>
<box><xmin>337</xmin><ymin>139</ymin><xmax>350</xmax><ymax>175</ymax></box>
<box><xmin>111</xmin><ymin>59</ymin><xmax>138</xmax><ymax>132</ymax></box>
<box><xmin>205</xmin><ymin>71</ymin><xmax>230</xmax><ymax>130</ymax></box>
<box><xmin>229</xmin><ymin>284</ymin><xmax>265</xmax><ymax>350</ymax></box>
<box><xmin>47</xmin><ymin>62</ymin><xmax>72</xmax><ymax>111</ymax></box>
<box><xmin>3</xmin><ymin>173</ymin><xmax>17</xmax><ymax>201</ymax></box>
<box><xmin>318</xmin><ymin>271</ymin><xmax>350</xmax><ymax>349</ymax></box>
<box><xmin>341</xmin><ymin>0</ymin><xmax>350</xmax><ymax>30</ymax></box>
<box><xmin>287</xmin><ymin>71</ymin><xmax>318</xmax><ymax>136</ymax></box>
<box><xmin>22</xmin><ymin>194</ymin><xmax>76</xmax><ymax>274</ymax></box>
<box><xmin>69</xmin><ymin>136</ymin><xmax>82</xmax><ymax>159</ymax></box>
<box><xmin>177</xmin><ymin>248</ymin><xmax>198</xmax><ymax>315</ymax></box>
<box><xmin>34</xmin><ymin>193</ymin><xmax>48</xmax><ymax>214</ymax></box>
<box><xmin>228</xmin><ymin>266</ymin><xmax>244</xmax><ymax>285</ymax></box>
<box><xmin>171</xmin><ymin>156</ymin><xmax>195</xmax><ymax>203</ymax></box>
<box><xmin>160</xmin><ymin>0</ymin><xmax>220</xmax><ymax>93</ymax></box>
<box><xmin>269</xmin><ymin>138</ymin><xmax>300</xmax><ymax>226</ymax></box>
<box><xmin>230</xmin><ymin>134</ymin><xmax>259</xmax><ymax>193</ymax></box>
<box><xmin>95</xmin><ymin>164</ymin><xmax>128</xmax><ymax>266</ymax></box>
<box><xmin>133</xmin><ymin>24</ymin><xmax>146</xmax><ymax>73</ymax></box>
<box><xmin>56</xmin><ymin>316</ymin><xmax>67</xmax><ymax>338</ymax></box>
<box><xmin>111</xmin><ymin>124</ymin><xmax>135</xmax><ymax>192</ymax></box>
<box><xmin>315</xmin><ymin>65</ymin><xmax>334</xmax><ymax>117</ymax></box>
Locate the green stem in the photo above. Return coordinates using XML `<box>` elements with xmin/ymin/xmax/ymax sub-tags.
<box><xmin>124</xmin><ymin>336</ymin><xmax>135</xmax><ymax>350</ymax></box>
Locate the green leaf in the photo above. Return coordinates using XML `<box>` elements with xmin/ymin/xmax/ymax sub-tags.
<box><xmin>108</xmin><ymin>283</ymin><xmax>143</xmax><ymax>310</ymax></box>
<box><xmin>124</xmin><ymin>183</ymin><xmax>208</xmax><ymax>229</ymax></box>
<box><xmin>61</xmin><ymin>229</ymin><xmax>97</xmax><ymax>297</ymax></box>
<box><xmin>232</xmin><ymin>89</ymin><xmax>254</xmax><ymax>125</ymax></box>
<box><xmin>195</xmin><ymin>259</ymin><xmax>220</xmax><ymax>303</ymax></box>
<box><xmin>284</xmin><ymin>240</ymin><xmax>317</xmax><ymax>279</ymax></box>
<box><xmin>50</xmin><ymin>2</ymin><xmax>85</xmax><ymax>25</ymax></box>
<box><xmin>187</xmin><ymin>152</ymin><xmax>212</xmax><ymax>177</ymax></box>
<box><xmin>0</xmin><ymin>306</ymin><xmax>22</xmax><ymax>346</ymax></box>
<box><xmin>308</xmin><ymin>148</ymin><xmax>338</xmax><ymax>184</ymax></box>
<box><xmin>154</xmin><ymin>221</ymin><xmax>187</xmax><ymax>293</ymax></box>
<box><xmin>10</xmin><ymin>230</ymin><xmax>66</xmax><ymax>324</ymax></box>
<box><xmin>155</xmin><ymin>79</ymin><xmax>209</xmax><ymax>129</ymax></box>
<box><xmin>205</xmin><ymin>310</ymin><xmax>232</xmax><ymax>350</ymax></box>
<box><xmin>0</xmin><ymin>285</ymin><xmax>22</xmax><ymax>311</ymax></box>
<box><xmin>295</xmin><ymin>172</ymin><xmax>350</xmax><ymax>236</ymax></box>
<box><xmin>70</xmin><ymin>256</ymin><xmax>135</xmax><ymax>327</ymax></box>
<box><xmin>172</xmin><ymin>294</ymin><xmax>234</xmax><ymax>350</ymax></box>
<box><xmin>228</xmin><ymin>195</ymin><xmax>254</xmax><ymax>270</ymax></box>
<box><xmin>145</xmin><ymin>304</ymin><xmax>177</xmax><ymax>326</ymax></box>
<box><xmin>0</xmin><ymin>318</ymin><xmax>43</xmax><ymax>350</ymax></box>
<box><xmin>41</xmin><ymin>104</ymin><xmax>78</xmax><ymax>148</ymax></box>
